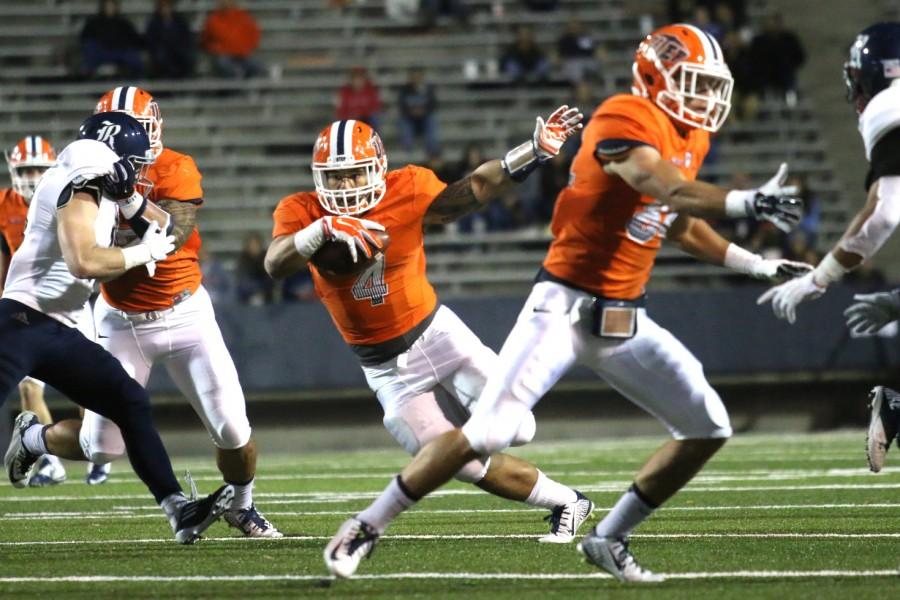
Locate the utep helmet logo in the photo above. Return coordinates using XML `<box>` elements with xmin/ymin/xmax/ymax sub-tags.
<box><xmin>94</xmin><ymin>121</ymin><xmax>122</xmax><ymax>150</ymax></box>
<box><xmin>649</xmin><ymin>34</ymin><xmax>689</xmax><ymax>63</ymax></box>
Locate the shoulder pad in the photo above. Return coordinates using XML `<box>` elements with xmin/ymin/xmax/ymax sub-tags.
<box><xmin>56</xmin><ymin>140</ymin><xmax>119</xmax><ymax>185</ymax></box>
<box><xmin>860</xmin><ymin>84</ymin><xmax>900</xmax><ymax>160</ymax></box>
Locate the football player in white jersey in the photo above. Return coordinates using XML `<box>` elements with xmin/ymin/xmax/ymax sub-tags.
<box><xmin>758</xmin><ymin>22</ymin><xmax>900</xmax><ymax>471</ymax></box>
<box><xmin>1</xmin><ymin>112</ymin><xmax>233</xmax><ymax>543</ymax></box>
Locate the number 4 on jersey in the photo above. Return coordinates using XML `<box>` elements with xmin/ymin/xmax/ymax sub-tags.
<box><xmin>352</xmin><ymin>254</ymin><xmax>388</xmax><ymax>306</ymax></box>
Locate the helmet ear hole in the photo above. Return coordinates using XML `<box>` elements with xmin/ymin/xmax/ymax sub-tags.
<box><xmin>645</xmin><ymin>74</ymin><xmax>654</xmax><ymax>86</ymax></box>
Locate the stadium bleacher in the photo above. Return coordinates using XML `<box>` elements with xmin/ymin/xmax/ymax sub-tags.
<box><xmin>0</xmin><ymin>0</ymin><xmax>848</xmax><ymax>298</ymax></box>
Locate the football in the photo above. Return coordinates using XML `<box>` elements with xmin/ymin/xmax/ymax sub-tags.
<box><xmin>311</xmin><ymin>230</ymin><xmax>391</xmax><ymax>277</ymax></box>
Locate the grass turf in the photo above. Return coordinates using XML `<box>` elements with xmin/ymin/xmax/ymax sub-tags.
<box><xmin>1</xmin><ymin>430</ymin><xmax>898</xmax><ymax>598</ymax></box>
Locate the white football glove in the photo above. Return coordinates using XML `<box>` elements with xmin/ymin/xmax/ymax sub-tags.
<box><xmin>756</xmin><ymin>270</ymin><xmax>825</xmax><ymax>324</ymax></box>
<box><xmin>502</xmin><ymin>105</ymin><xmax>583</xmax><ymax>181</ymax></box>
<box><xmin>843</xmin><ymin>289</ymin><xmax>900</xmax><ymax>335</ymax></box>
<box><xmin>747</xmin><ymin>258</ymin><xmax>814</xmax><ymax>281</ymax></box>
<box><xmin>120</xmin><ymin>221</ymin><xmax>175</xmax><ymax>276</ymax></box>
<box><xmin>293</xmin><ymin>215</ymin><xmax>385</xmax><ymax>263</ymax></box>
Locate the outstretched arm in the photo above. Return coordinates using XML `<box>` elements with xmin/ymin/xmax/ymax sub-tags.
<box><xmin>668</xmin><ymin>214</ymin><xmax>812</xmax><ymax>280</ymax></box>
<box><xmin>425</xmin><ymin>105</ymin><xmax>583</xmax><ymax>225</ymax></box>
<box><xmin>604</xmin><ymin>149</ymin><xmax>802</xmax><ymax>231</ymax></box>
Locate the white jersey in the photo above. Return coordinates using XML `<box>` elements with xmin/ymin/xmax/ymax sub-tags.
<box><xmin>859</xmin><ymin>81</ymin><xmax>900</xmax><ymax>161</ymax></box>
<box><xmin>3</xmin><ymin>139</ymin><xmax>119</xmax><ymax>327</ymax></box>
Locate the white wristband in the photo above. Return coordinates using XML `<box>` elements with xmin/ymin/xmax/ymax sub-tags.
<box><xmin>724</xmin><ymin>190</ymin><xmax>753</xmax><ymax>217</ymax></box>
<box><xmin>292</xmin><ymin>221</ymin><xmax>326</xmax><ymax>259</ymax></box>
<box><xmin>812</xmin><ymin>252</ymin><xmax>848</xmax><ymax>287</ymax></box>
<box><xmin>722</xmin><ymin>243</ymin><xmax>761</xmax><ymax>274</ymax></box>
<box><xmin>117</xmin><ymin>192</ymin><xmax>145</xmax><ymax>220</ymax></box>
<box><xmin>121</xmin><ymin>244</ymin><xmax>152</xmax><ymax>270</ymax></box>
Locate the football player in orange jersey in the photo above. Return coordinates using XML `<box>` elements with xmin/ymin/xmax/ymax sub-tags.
<box><xmin>45</xmin><ymin>86</ymin><xmax>281</xmax><ymax>537</ymax></box>
<box><xmin>0</xmin><ymin>136</ymin><xmax>68</xmax><ymax>487</ymax></box>
<box><xmin>265</xmin><ymin>111</ymin><xmax>595</xmax><ymax>549</ymax></box>
<box><xmin>324</xmin><ymin>24</ymin><xmax>810</xmax><ymax>581</ymax></box>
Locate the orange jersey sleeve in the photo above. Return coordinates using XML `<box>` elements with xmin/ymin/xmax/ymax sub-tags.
<box><xmin>543</xmin><ymin>95</ymin><xmax>709</xmax><ymax>299</ymax></box>
<box><xmin>101</xmin><ymin>148</ymin><xmax>205</xmax><ymax>311</ymax></box>
<box><xmin>0</xmin><ymin>189</ymin><xmax>29</xmax><ymax>258</ymax></box>
<box><xmin>274</xmin><ymin>167</ymin><xmax>445</xmax><ymax>346</ymax></box>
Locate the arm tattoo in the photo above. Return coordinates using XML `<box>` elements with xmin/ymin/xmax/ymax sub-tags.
<box><xmin>157</xmin><ymin>199</ymin><xmax>198</xmax><ymax>250</ymax></box>
<box><xmin>425</xmin><ymin>176</ymin><xmax>484</xmax><ymax>224</ymax></box>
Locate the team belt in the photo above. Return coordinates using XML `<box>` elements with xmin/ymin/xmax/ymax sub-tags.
<box><xmin>119</xmin><ymin>290</ymin><xmax>193</xmax><ymax>323</ymax></box>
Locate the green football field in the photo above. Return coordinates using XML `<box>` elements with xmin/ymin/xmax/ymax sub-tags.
<box><xmin>1</xmin><ymin>430</ymin><xmax>898</xmax><ymax>599</ymax></box>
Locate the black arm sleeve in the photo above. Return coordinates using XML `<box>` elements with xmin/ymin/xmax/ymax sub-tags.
<box><xmin>866</xmin><ymin>126</ymin><xmax>900</xmax><ymax>191</ymax></box>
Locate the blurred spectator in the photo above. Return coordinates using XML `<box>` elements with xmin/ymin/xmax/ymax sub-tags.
<box><xmin>721</xmin><ymin>30</ymin><xmax>760</xmax><ymax>122</ymax></box>
<box><xmin>556</xmin><ymin>18</ymin><xmax>605</xmax><ymax>85</ymax></box>
<box><xmin>281</xmin><ymin>269</ymin><xmax>316</xmax><ymax>302</ymax></box>
<box><xmin>80</xmin><ymin>0</ymin><xmax>145</xmax><ymax>80</ymax></box>
<box><xmin>523</xmin><ymin>0</ymin><xmax>559</xmax><ymax>11</ymax></box>
<box><xmin>199</xmin><ymin>247</ymin><xmax>232</xmax><ymax>305</ymax></box>
<box><xmin>145</xmin><ymin>0</ymin><xmax>195</xmax><ymax>79</ymax></box>
<box><xmin>749</xmin><ymin>13</ymin><xmax>805</xmax><ymax>107</ymax></box>
<box><xmin>501</xmin><ymin>26</ymin><xmax>550</xmax><ymax>85</ymax></box>
<box><xmin>790</xmin><ymin>174</ymin><xmax>820</xmax><ymax>249</ymax></box>
<box><xmin>235</xmin><ymin>232</ymin><xmax>274</xmax><ymax>305</ymax></box>
<box><xmin>419</xmin><ymin>0</ymin><xmax>468</xmax><ymax>28</ymax></box>
<box><xmin>397</xmin><ymin>68</ymin><xmax>439</xmax><ymax>157</ymax></box>
<box><xmin>336</xmin><ymin>67</ymin><xmax>383</xmax><ymax>131</ymax></box>
<box><xmin>201</xmin><ymin>0</ymin><xmax>266</xmax><ymax>79</ymax></box>
<box><xmin>691</xmin><ymin>5</ymin><xmax>724</xmax><ymax>41</ymax></box>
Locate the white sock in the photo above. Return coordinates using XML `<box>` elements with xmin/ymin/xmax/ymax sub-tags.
<box><xmin>357</xmin><ymin>476</ymin><xmax>418</xmax><ymax>533</ymax></box>
<box><xmin>525</xmin><ymin>470</ymin><xmax>578</xmax><ymax>509</ymax></box>
<box><xmin>44</xmin><ymin>454</ymin><xmax>63</xmax><ymax>467</ymax></box>
<box><xmin>593</xmin><ymin>484</ymin><xmax>657</xmax><ymax>538</ymax></box>
<box><xmin>22</xmin><ymin>424</ymin><xmax>48</xmax><ymax>455</ymax></box>
<box><xmin>228</xmin><ymin>477</ymin><xmax>254</xmax><ymax>511</ymax></box>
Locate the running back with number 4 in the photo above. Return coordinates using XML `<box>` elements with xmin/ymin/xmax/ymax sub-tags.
<box><xmin>273</xmin><ymin>165</ymin><xmax>443</xmax><ymax>341</ymax></box>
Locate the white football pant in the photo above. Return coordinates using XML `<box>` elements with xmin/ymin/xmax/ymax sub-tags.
<box><xmin>462</xmin><ymin>281</ymin><xmax>732</xmax><ymax>455</ymax></box>
<box><xmin>362</xmin><ymin>305</ymin><xmax>535</xmax><ymax>482</ymax></box>
<box><xmin>79</xmin><ymin>285</ymin><xmax>251</xmax><ymax>464</ymax></box>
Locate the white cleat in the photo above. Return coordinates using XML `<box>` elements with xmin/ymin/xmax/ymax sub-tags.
<box><xmin>4</xmin><ymin>411</ymin><xmax>41</xmax><ymax>488</ymax></box>
<box><xmin>323</xmin><ymin>517</ymin><xmax>379</xmax><ymax>579</ymax></box>
<box><xmin>28</xmin><ymin>455</ymin><xmax>67</xmax><ymax>487</ymax></box>
<box><xmin>224</xmin><ymin>504</ymin><xmax>284</xmax><ymax>538</ymax></box>
<box><xmin>539</xmin><ymin>490</ymin><xmax>594</xmax><ymax>543</ymax></box>
<box><xmin>86</xmin><ymin>462</ymin><xmax>111</xmax><ymax>485</ymax></box>
<box><xmin>577</xmin><ymin>532</ymin><xmax>665</xmax><ymax>582</ymax></box>
<box><xmin>866</xmin><ymin>386</ymin><xmax>900</xmax><ymax>473</ymax></box>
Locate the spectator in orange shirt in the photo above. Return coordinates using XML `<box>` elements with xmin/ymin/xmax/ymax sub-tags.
<box><xmin>336</xmin><ymin>66</ymin><xmax>383</xmax><ymax>132</ymax></box>
<box><xmin>201</xmin><ymin>0</ymin><xmax>266</xmax><ymax>79</ymax></box>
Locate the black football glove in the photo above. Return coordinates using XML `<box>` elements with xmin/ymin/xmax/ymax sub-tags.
<box><xmin>101</xmin><ymin>157</ymin><xmax>137</xmax><ymax>200</ymax></box>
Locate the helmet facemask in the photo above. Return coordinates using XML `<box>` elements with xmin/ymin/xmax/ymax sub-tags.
<box><xmin>650</xmin><ymin>59</ymin><xmax>733</xmax><ymax>132</ymax></box>
<box><xmin>4</xmin><ymin>139</ymin><xmax>55</xmax><ymax>203</ymax></box>
<box><xmin>313</xmin><ymin>158</ymin><xmax>386</xmax><ymax>216</ymax></box>
<box><xmin>134</xmin><ymin>100</ymin><xmax>163</xmax><ymax>159</ymax></box>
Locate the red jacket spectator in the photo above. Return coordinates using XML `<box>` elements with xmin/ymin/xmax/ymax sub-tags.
<box><xmin>336</xmin><ymin>67</ymin><xmax>383</xmax><ymax>129</ymax></box>
<box><xmin>201</xmin><ymin>0</ymin><xmax>260</xmax><ymax>58</ymax></box>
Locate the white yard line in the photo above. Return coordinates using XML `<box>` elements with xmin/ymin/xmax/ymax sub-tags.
<box><xmin>0</xmin><ymin>569</ymin><xmax>896</xmax><ymax>584</ymax></box>
<box><xmin>48</xmin><ymin>465</ymin><xmax>900</xmax><ymax>485</ymax></box>
<box><xmin>2</xmin><ymin>532</ymin><xmax>900</xmax><ymax>547</ymax></box>
<box><xmin>7</xmin><ymin>502</ymin><xmax>900</xmax><ymax>520</ymax></box>
<box><xmin>3</xmin><ymin>482</ymin><xmax>900</xmax><ymax>504</ymax></box>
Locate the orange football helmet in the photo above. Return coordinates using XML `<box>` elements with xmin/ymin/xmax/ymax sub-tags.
<box><xmin>312</xmin><ymin>120</ymin><xmax>387</xmax><ymax>216</ymax></box>
<box><xmin>94</xmin><ymin>86</ymin><xmax>163</xmax><ymax>158</ymax></box>
<box><xmin>5</xmin><ymin>136</ymin><xmax>56</xmax><ymax>202</ymax></box>
<box><xmin>632</xmin><ymin>23</ymin><xmax>733</xmax><ymax>132</ymax></box>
